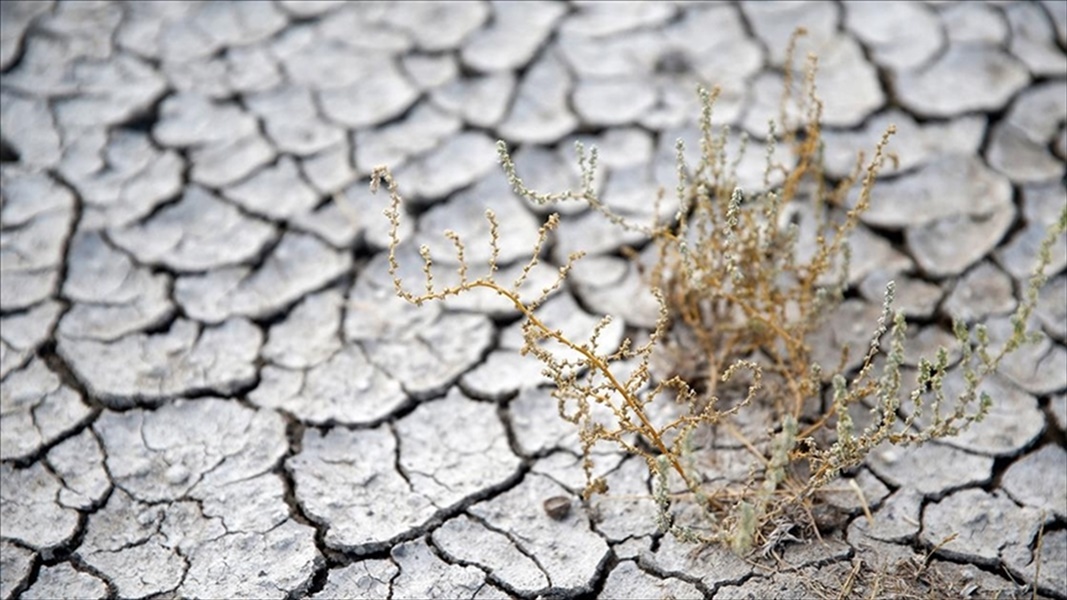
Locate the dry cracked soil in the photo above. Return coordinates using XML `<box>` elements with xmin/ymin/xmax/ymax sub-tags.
<box><xmin>1</xmin><ymin>1</ymin><xmax>1066</xmax><ymax>599</ymax></box>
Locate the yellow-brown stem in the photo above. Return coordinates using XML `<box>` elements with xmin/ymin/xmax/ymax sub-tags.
<box><xmin>465</xmin><ymin>280</ymin><xmax>693</xmax><ymax>487</ymax></box>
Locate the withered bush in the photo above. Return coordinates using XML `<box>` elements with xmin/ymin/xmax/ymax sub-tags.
<box><xmin>373</xmin><ymin>39</ymin><xmax>1067</xmax><ymax>554</ymax></box>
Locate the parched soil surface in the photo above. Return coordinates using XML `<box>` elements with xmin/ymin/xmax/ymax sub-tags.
<box><xmin>1</xmin><ymin>1</ymin><xmax>1065</xmax><ymax>598</ymax></box>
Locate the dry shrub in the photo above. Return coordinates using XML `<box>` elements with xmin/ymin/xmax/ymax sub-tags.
<box><xmin>373</xmin><ymin>33</ymin><xmax>1067</xmax><ymax>554</ymax></box>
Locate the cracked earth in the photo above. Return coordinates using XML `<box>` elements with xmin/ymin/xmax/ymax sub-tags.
<box><xmin>1</xmin><ymin>1</ymin><xmax>1066</xmax><ymax>598</ymax></box>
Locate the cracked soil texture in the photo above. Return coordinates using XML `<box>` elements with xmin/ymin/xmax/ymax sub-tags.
<box><xmin>1</xmin><ymin>1</ymin><xmax>1066</xmax><ymax>598</ymax></box>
